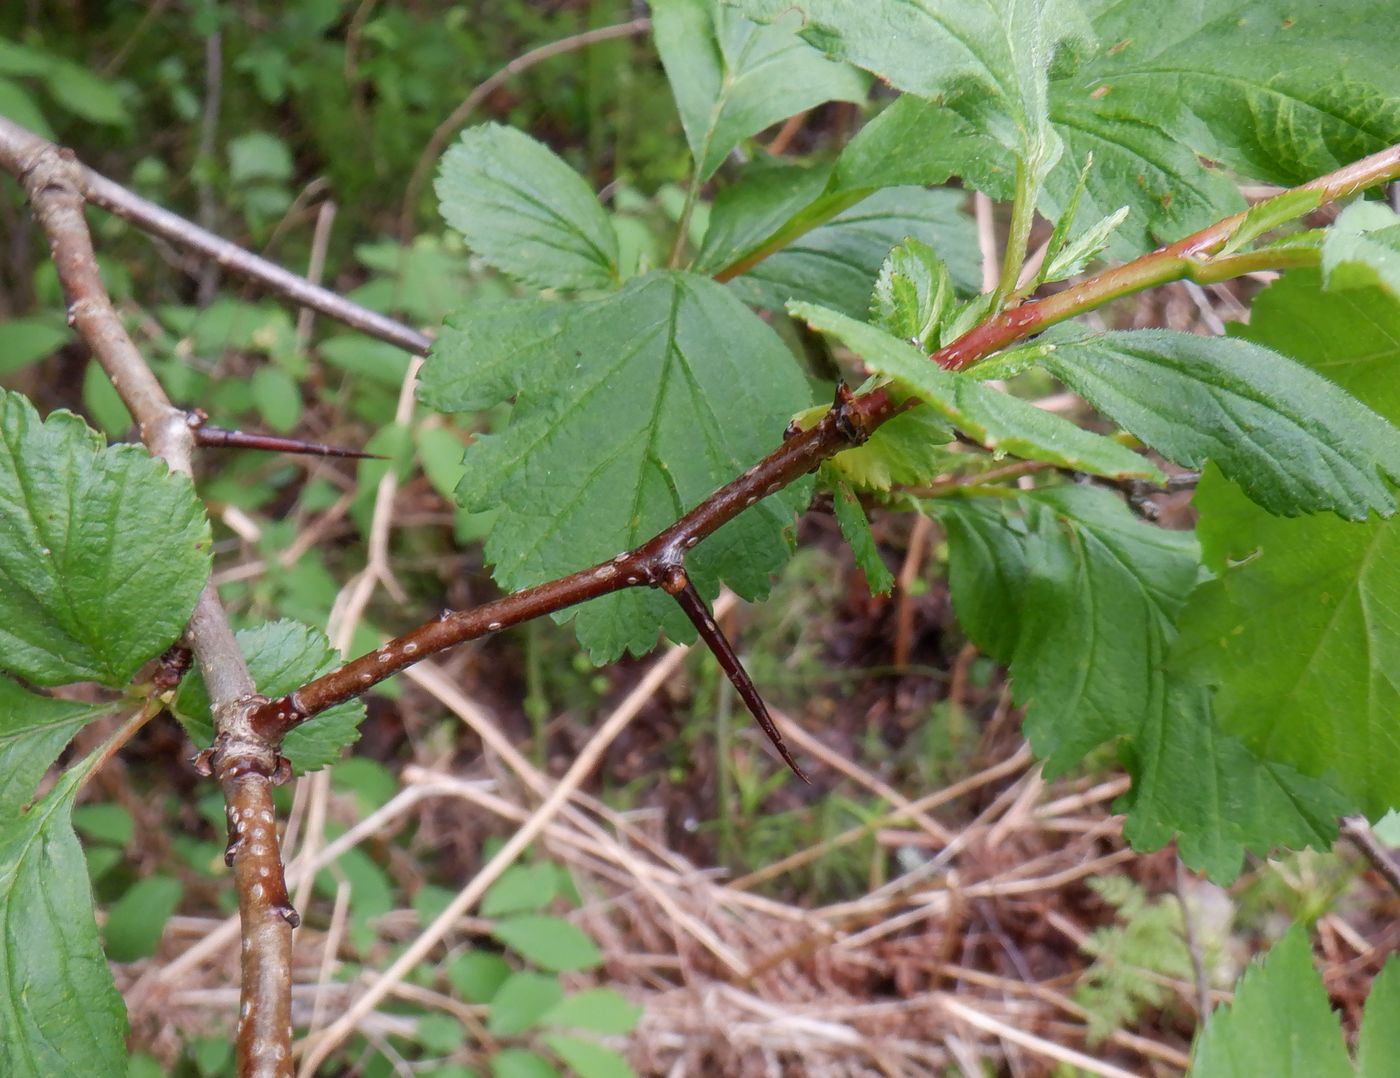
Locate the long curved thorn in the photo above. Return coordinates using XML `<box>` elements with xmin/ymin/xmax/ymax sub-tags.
<box><xmin>192</xmin><ymin>423</ymin><xmax>383</xmax><ymax>459</ymax></box>
<box><xmin>668</xmin><ymin>575</ymin><xmax>811</xmax><ymax>784</ymax></box>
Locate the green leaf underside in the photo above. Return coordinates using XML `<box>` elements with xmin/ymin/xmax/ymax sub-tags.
<box><xmin>0</xmin><ymin>391</ymin><xmax>210</xmax><ymax>688</ymax></box>
<box><xmin>174</xmin><ymin>620</ymin><xmax>366</xmax><ymax>773</ymax></box>
<box><xmin>938</xmin><ymin>488</ymin><xmax>1343</xmax><ymax>881</ymax></box>
<box><xmin>1190</xmin><ymin>928</ymin><xmax>1353</xmax><ymax>1078</ymax></box>
<box><xmin>829</xmin><ymin>479</ymin><xmax>895</xmax><ymax>595</ymax></box>
<box><xmin>1042</xmin><ymin>329</ymin><xmax>1400</xmax><ymax>519</ymax></box>
<box><xmin>0</xmin><ymin>677</ymin><xmax>114</xmax><ymax>821</ymax></box>
<box><xmin>1173</xmin><ymin>272</ymin><xmax>1400</xmax><ymax>817</ymax></box>
<box><xmin>436</xmin><ymin>123</ymin><xmax>620</xmax><ymax>291</ymax></box>
<box><xmin>727</xmin><ymin>187</ymin><xmax>981</xmax><ymax>319</ymax></box>
<box><xmin>790</xmin><ymin>303</ymin><xmax>1162</xmax><ymax>481</ymax></box>
<box><xmin>0</xmin><ymin>762</ymin><xmax>127</xmax><ymax>1077</ymax></box>
<box><xmin>423</xmin><ymin>272</ymin><xmax>812</xmax><ymax>663</ymax></box>
<box><xmin>653</xmin><ymin>0</ymin><xmax>866</xmax><ymax>182</ymax></box>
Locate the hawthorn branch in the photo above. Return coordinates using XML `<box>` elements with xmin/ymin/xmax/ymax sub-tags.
<box><xmin>247</xmin><ymin>141</ymin><xmax>1400</xmax><ymax>747</ymax></box>
<box><xmin>0</xmin><ymin>125</ymin><xmax>296</xmax><ymax>1078</ymax></box>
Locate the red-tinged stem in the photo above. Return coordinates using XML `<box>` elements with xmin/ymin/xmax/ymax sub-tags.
<box><xmin>192</xmin><ymin>421</ymin><xmax>383</xmax><ymax>460</ymax></box>
<box><xmin>933</xmin><ymin>142</ymin><xmax>1400</xmax><ymax>371</ymax></box>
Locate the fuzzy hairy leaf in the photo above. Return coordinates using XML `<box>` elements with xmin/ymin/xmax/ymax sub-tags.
<box><xmin>424</xmin><ymin>272</ymin><xmax>811</xmax><ymax>662</ymax></box>
<box><xmin>1043</xmin><ymin>329</ymin><xmax>1400</xmax><ymax>519</ymax></box>
<box><xmin>1190</xmin><ymin>928</ymin><xmax>1353</xmax><ymax>1078</ymax></box>
<box><xmin>871</xmin><ymin>238</ymin><xmax>954</xmax><ymax>350</ymax></box>
<box><xmin>1173</xmin><ymin>273</ymin><xmax>1400</xmax><ymax>816</ymax></box>
<box><xmin>0</xmin><ymin>762</ymin><xmax>127</xmax><ymax>1078</ymax></box>
<box><xmin>0</xmin><ymin>677</ymin><xmax>114</xmax><ymax>821</ymax></box>
<box><xmin>729</xmin><ymin>188</ymin><xmax>980</xmax><ymax>319</ymax></box>
<box><xmin>653</xmin><ymin>0</ymin><xmax>866</xmax><ymax>182</ymax></box>
<box><xmin>436</xmin><ymin>124</ymin><xmax>620</xmax><ymax>291</ymax></box>
<box><xmin>174</xmin><ymin>620</ymin><xmax>366</xmax><ymax>773</ymax></box>
<box><xmin>0</xmin><ymin>390</ymin><xmax>210</xmax><ymax>688</ymax></box>
<box><xmin>790</xmin><ymin>304</ymin><xmax>1162</xmax><ymax>481</ymax></box>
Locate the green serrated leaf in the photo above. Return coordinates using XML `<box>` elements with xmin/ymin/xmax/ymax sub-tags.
<box><xmin>1220</xmin><ymin>188</ymin><xmax>1325</xmax><ymax>256</ymax></box>
<box><xmin>492</xmin><ymin>914</ymin><xmax>602</xmax><ymax>972</ymax></box>
<box><xmin>823</xmin><ymin>405</ymin><xmax>956</xmax><ymax>492</ymax></box>
<box><xmin>426</xmin><ymin>272</ymin><xmax>812</xmax><ymax>663</ymax></box>
<box><xmin>1190</xmin><ymin>927</ymin><xmax>1352</xmax><ymax>1078</ymax></box>
<box><xmin>104</xmin><ymin>875</ymin><xmax>184</xmax><ymax>962</ymax></box>
<box><xmin>829</xmin><ymin>479</ymin><xmax>894</xmax><ymax>596</ymax></box>
<box><xmin>0</xmin><ymin>763</ymin><xmax>128</xmax><ymax>1077</ymax></box>
<box><xmin>488</xmin><ymin>972</ymin><xmax>566</xmax><ymax>1036</ymax></box>
<box><xmin>653</xmin><ymin>0</ymin><xmax>866</xmax><ymax>182</ymax></box>
<box><xmin>1119</xmin><ymin>680</ymin><xmax>1349</xmax><ymax>883</ymax></box>
<box><xmin>946</xmin><ymin>487</ymin><xmax>1199</xmax><ymax>771</ymax></box>
<box><xmin>173</xmin><ymin>620</ymin><xmax>366</xmax><ymax>773</ymax></box>
<box><xmin>436</xmin><ymin>124</ymin><xmax>620</xmax><ymax>291</ymax></box>
<box><xmin>542</xmin><ymin>989</ymin><xmax>643</xmax><ymax>1036</ymax></box>
<box><xmin>871</xmin><ymin>238</ymin><xmax>954</xmax><ymax>350</ymax></box>
<box><xmin>1359</xmin><ymin>955</ymin><xmax>1400</xmax><ymax>1078</ymax></box>
<box><xmin>1043</xmin><ymin>329</ymin><xmax>1400</xmax><ymax>519</ymax></box>
<box><xmin>1039</xmin><ymin>204</ymin><xmax>1127</xmax><ymax>282</ymax></box>
<box><xmin>542</xmin><ymin>1034</ymin><xmax>636</xmax><ymax>1078</ymax></box>
<box><xmin>790</xmin><ymin>304</ymin><xmax>1162</xmax><ymax>481</ymax></box>
<box><xmin>1075</xmin><ymin>3</ymin><xmax>1400</xmax><ymax>192</ymax></box>
<box><xmin>1321</xmin><ymin>201</ymin><xmax>1400</xmax><ymax>299</ymax></box>
<box><xmin>1171</xmin><ymin>272</ymin><xmax>1400</xmax><ymax>817</ymax></box>
<box><xmin>729</xmin><ymin>187</ymin><xmax>980</xmax><ymax>319</ymax></box>
<box><xmin>0</xmin><ymin>678</ymin><xmax>113</xmax><ymax>821</ymax></box>
<box><xmin>0</xmin><ymin>390</ymin><xmax>210</xmax><ymax>688</ymax></box>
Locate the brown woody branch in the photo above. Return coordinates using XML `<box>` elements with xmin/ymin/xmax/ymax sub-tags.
<box><xmin>0</xmin><ymin>122</ymin><xmax>296</xmax><ymax>1078</ymax></box>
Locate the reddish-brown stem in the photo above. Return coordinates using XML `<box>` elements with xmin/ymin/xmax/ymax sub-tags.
<box><xmin>932</xmin><ymin>142</ymin><xmax>1400</xmax><ymax>371</ymax></box>
<box><xmin>668</xmin><ymin>573</ymin><xmax>811</xmax><ymax>782</ymax></box>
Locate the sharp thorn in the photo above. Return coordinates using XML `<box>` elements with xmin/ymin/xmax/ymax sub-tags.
<box><xmin>670</xmin><ymin>577</ymin><xmax>811</xmax><ymax>784</ymax></box>
<box><xmin>193</xmin><ymin>423</ymin><xmax>384</xmax><ymax>459</ymax></box>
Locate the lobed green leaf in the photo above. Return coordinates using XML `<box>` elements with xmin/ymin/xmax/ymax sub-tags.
<box><xmin>0</xmin><ymin>390</ymin><xmax>210</xmax><ymax>688</ymax></box>
<box><xmin>436</xmin><ymin>124</ymin><xmax>620</xmax><ymax>291</ymax></box>
<box><xmin>425</xmin><ymin>272</ymin><xmax>812</xmax><ymax>662</ymax></box>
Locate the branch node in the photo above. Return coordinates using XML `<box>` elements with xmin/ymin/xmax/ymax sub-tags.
<box><xmin>832</xmin><ymin>382</ymin><xmax>871</xmax><ymax>446</ymax></box>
